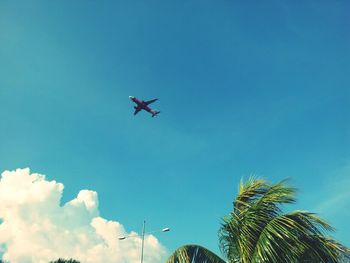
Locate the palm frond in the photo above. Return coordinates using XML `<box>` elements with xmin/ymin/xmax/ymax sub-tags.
<box><xmin>221</xmin><ymin>178</ymin><xmax>297</xmax><ymax>263</ymax></box>
<box><xmin>49</xmin><ymin>259</ymin><xmax>80</xmax><ymax>263</ymax></box>
<box><xmin>166</xmin><ymin>244</ymin><xmax>226</xmax><ymax>263</ymax></box>
<box><xmin>220</xmin><ymin>178</ymin><xmax>350</xmax><ymax>263</ymax></box>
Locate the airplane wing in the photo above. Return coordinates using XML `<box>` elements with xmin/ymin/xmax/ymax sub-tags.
<box><xmin>134</xmin><ymin>108</ymin><xmax>141</xmax><ymax>115</ymax></box>
<box><xmin>144</xmin><ymin>98</ymin><xmax>158</xmax><ymax>105</ymax></box>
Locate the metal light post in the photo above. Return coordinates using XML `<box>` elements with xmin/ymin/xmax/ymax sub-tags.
<box><xmin>140</xmin><ymin>220</ymin><xmax>145</xmax><ymax>263</ymax></box>
<box><xmin>118</xmin><ymin>220</ymin><xmax>170</xmax><ymax>263</ymax></box>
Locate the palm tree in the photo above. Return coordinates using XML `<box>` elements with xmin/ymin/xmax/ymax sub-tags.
<box><xmin>49</xmin><ymin>259</ymin><xmax>80</xmax><ymax>263</ymax></box>
<box><xmin>166</xmin><ymin>244</ymin><xmax>226</xmax><ymax>263</ymax></box>
<box><xmin>166</xmin><ymin>178</ymin><xmax>350</xmax><ymax>263</ymax></box>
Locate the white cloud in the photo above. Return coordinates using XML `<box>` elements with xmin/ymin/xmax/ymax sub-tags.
<box><xmin>0</xmin><ymin>168</ymin><xmax>167</xmax><ymax>263</ymax></box>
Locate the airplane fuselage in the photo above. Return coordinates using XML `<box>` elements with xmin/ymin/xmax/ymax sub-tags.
<box><xmin>130</xmin><ymin>97</ymin><xmax>152</xmax><ymax>112</ymax></box>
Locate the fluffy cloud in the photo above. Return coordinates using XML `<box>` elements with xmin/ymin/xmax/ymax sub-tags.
<box><xmin>0</xmin><ymin>168</ymin><xmax>167</xmax><ymax>263</ymax></box>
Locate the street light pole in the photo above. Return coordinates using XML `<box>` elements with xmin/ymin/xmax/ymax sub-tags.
<box><xmin>118</xmin><ymin>221</ymin><xmax>170</xmax><ymax>263</ymax></box>
<box><xmin>140</xmin><ymin>220</ymin><xmax>146</xmax><ymax>263</ymax></box>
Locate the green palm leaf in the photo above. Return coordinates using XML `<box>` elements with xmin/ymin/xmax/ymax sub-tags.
<box><xmin>168</xmin><ymin>177</ymin><xmax>350</xmax><ymax>263</ymax></box>
<box><xmin>49</xmin><ymin>259</ymin><xmax>80</xmax><ymax>263</ymax></box>
<box><xmin>220</xmin><ymin>177</ymin><xmax>350</xmax><ymax>263</ymax></box>
<box><xmin>165</xmin><ymin>244</ymin><xmax>226</xmax><ymax>263</ymax></box>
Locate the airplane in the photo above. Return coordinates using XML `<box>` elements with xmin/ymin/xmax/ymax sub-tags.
<box><xmin>129</xmin><ymin>96</ymin><xmax>160</xmax><ymax>117</ymax></box>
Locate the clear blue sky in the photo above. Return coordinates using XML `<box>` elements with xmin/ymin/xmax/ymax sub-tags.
<box><xmin>0</xmin><ymin>0</ymin><xmax>349</xmax><ymax>258</ymax></box>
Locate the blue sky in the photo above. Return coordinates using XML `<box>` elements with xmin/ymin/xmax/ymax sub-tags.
<box><xmin>0</xmin><ymin>0</ymin><xmax>349</xmax><ymax>259</ymax></box>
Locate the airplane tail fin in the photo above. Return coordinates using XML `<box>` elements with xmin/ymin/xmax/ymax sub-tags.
<box><xmin>152</xmin><ymin>110</ymin><xmax>160</xmax><ymax>117</ymax></box>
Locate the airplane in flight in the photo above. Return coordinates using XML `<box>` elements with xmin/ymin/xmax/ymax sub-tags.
<box><xmin>129</xmin><ymin>96</ymin><xmax>160</xmax><ymax>117</ymax></box>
